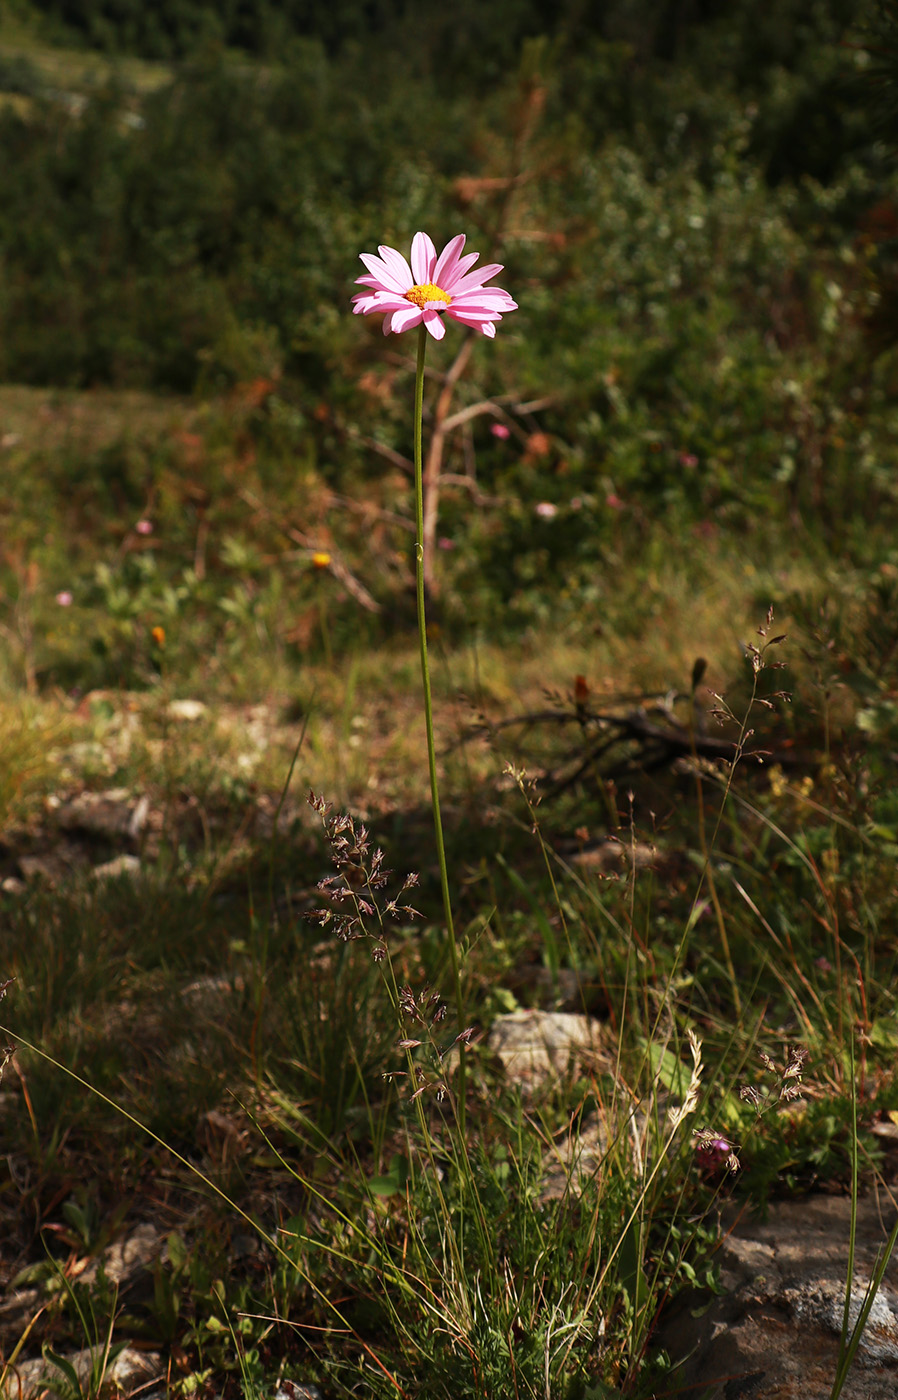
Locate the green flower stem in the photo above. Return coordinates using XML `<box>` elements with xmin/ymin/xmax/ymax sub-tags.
<box><xmin>316</xmin><ymin>576</ymin><xmax>333</xmax><ymax>670</ymax></box>
<box><xmin>413</xmin><ymin>323</ymin><xmax>467</xmax><ymax>1130</ymax></box>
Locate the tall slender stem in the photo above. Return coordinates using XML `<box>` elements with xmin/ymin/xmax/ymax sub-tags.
<box><xmin>412</xmin><ymin>323</ymin><xmax>466</xmax><ymax>1131</ymax></box>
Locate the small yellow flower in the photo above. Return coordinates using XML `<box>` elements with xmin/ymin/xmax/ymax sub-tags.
<box><xmin>151</xmin><ymin>625</ymin><xmax>166</xmax><ymax>647</ymax></box>
<box><xmin>311</xmin><ymin>551</ymin><xmax>332</xmax><ymax>569</ymax></box>
<box><xmin>768</xmin><ymin>764</ymin><xmax>787</xmax><ymax>800</ymax></box>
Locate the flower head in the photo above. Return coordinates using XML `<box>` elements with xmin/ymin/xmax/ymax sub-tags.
<box><xmin>135</xmin><ymin>519</ymin><xmax>154</xmax><ymax>536</ymax></box>
<box><xmin>352</xmin><ymin>232</ymin><xmax>517</xmax><ymax>341</ymax></box>
<box><xmin>694</xmin><ymin>1129</ymin><xmax>740</xmax><ymax>1174</ymax></box>
<box><xmin>311</xmin><ymin>551</ymin><xmax>332</xmax><ymax>569</ymax></box>
<box><xmin>55</xmin><ymin>591</ymin><xmax>73</xmax><ymax>607</ymax></box>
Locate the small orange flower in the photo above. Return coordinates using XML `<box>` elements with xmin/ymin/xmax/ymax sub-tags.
<box><xmin>311</xmin><ymin>551</ymin><xmax>332</xmax><ymax>569</ymax></box>
<box><xmin>151</xmin><ymin>625</ymin><xmax>166</xmax><ymax>647</ymax></box>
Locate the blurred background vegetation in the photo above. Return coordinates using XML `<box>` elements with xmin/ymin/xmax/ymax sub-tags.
<box><xmin>0</xmin><ymin>0</ymin><xmax>897</xmax><ymax>690</ymax></box>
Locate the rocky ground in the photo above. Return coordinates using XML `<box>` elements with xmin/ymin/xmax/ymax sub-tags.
<box><xmin>2</xmin><ymin>760</ymin><xmax>896</xmax><ymax>1398</ymax></box>
<box><xmin>658</xmin><ymin>1190</ymin><xmax>898</xmax><ymax>1399</ymax></box>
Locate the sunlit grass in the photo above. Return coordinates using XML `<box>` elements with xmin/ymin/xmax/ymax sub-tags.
<box><xmin>0</xmin><ymin>27</ymin><xmax>172</xmax><ymax>94</ymax></box>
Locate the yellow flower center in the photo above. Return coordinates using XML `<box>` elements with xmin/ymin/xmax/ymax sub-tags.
<box><xmin>405</xmin><ymin>282</ymin><xmax>451</xmax><ymax>309</ymax></box>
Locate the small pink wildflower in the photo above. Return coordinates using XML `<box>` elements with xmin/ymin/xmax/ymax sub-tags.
<box><xmin>491</xmin><ymin>423</ymin><xmax>511</xmax><ymax>440</ymax></box>
<box><xmin>535</xmin><ymin>501</ymin><xmax>558</xmax><ymax>520</ymax></box>
<box><xmin>55</xmin><ymin>591</ymin><xmax>73</xmax><ymax>607</ymax></box>
<box><xmin>679</xmin><ymin>452</ymin><xmax>699</xmax><ymax>469</ymax></box>
<box><xmin>694</xmin><ymin>1131</ymin><xmax>740</xmax><ymax>1174</ymax></box>
<box><xmin>605</xmin><ymin>493</ymin><xmax>624</xmax><ymax>510</ymax></box>
<box><xmin>135</xmin><ymin>519</ymin><xmax>154</xmax><ymax>535</ymax></box>
<box><xmin>352</xmin><ymin>232</ymin><xmax>517</xmax><ymax>341</ymax></box>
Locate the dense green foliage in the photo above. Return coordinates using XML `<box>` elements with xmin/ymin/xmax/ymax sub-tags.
<box><xmin>2</xmin><ymin>0</ymin><xmax>898</xmax><ymax>644</ymax></box>
<box><xmin>2</xmin><ymin>0</ymin><xmax>889</xmax><ymax>369</ymax></box>
<box><xmin>6</xmin><ymin>0</ymin><xmax>868</xmax><ymax>71</ymax></box>
<box><xmin>0</xmin><ymin>0</ymin><xmax>892</xmax><ymax>401</ymax></box>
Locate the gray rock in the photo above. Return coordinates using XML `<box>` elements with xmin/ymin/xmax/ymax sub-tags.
<box><xmin>487</xmin><ymin>1009</ymin><xmax>609</xmax><ymax>1083</ymax></box>
<box><xmin>272</xmin><ymin>1385</ymin><xmax>323</xmax><ymax>1400</ymax></box>
<box><xmin>166</xmin><ymin>699</ymin><xmax>208</xmax><ymax>722</ymax></box>
<box><xmin>658</xmin><ymin>1193</ymin><xmax>898</xmax><ymax>1399</ymax></box>
<box><xmin>91</xmin><ymin>853</ymin><xmax>142</xmax><ymax>881</ymax></box>
<box><xmin>17</xmin><ymin>848</ymin><xmax>78</xmax><ymax>884</ymax></box>
<box><xmin>80</xmin><ymin>1222</ymin><xmax>162</xmax><ymax>1291</ymax></box>
<box><xmin>539</xmin><ymin>1118</ymin><xmax>609</xmax><ymax>1202</ymax></box>
<box><xmin>3</xmin><ymin>1345</ymin><xmax>161</xmax><ymax>1399</ymax></box>
<box><xmin>52</xmin><ymin>789</ymin><xmax>145</xmax><ymax>839</ymax></box>
<box><xmin>0</xmin><ymin>1286</ymin><xmax>41</xmax><ymax>1324</ymax></box>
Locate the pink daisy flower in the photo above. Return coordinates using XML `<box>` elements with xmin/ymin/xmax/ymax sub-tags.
<box><xmin>352</xmin><ymin>232</ymin><xmax>517</xmax><ymax>341</ymax></box>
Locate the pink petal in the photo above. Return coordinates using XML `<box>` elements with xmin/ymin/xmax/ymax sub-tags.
<box><xmin>447</xmin><ymin>315</ymin><xmax>500</xmax><ymax>329</ymax></box>
<box><xmin>411</xmin><ymin>232</ymin><xmax>437</xmax><ymax>284</ymax></box>
<box><xmin>450</xmin><ymin>314</ymin><xmax>506</xmax><ymax>336</ymax></box>
<box><xmin>440</xmin><ymin>250</ymin><xmax>481</xmax><ymax>291</ymax></box>
<box><xmin>451</xmin><ymin>292</ymin><xmax>517</xmax><ymax>315</ymax></box>
<box><xmin>450</xmin><ymin>263</ymin><xmax>505</xmax><ymax>294</ymax></box>
<box><xmin>377</xmin><ymin>244</ymin><xmax>414</xmax><ymax>290</ymax></box>
<box><xmin>423</xmin><ymin>309</ymin><xmax>446</xmax><ymax>340</ymax></box>
<box><xmin>480</xmin><ymin>322</ymin><xmax>497</xmax><ymax>338</ymax></box>
<box><xmin>382</xmin><ymin>312</ymin><xmax>394</xmax><ymax>334</ymax></box>
<box><xmin>453</xmin><ymin>283</ymin><xmax>513</xmax><ymax>300</ymax></box>
<box><xmin>363</xmin><ymin>293</ymin><xmax>415</xmax><ymax>314</ymax></box>
<box><xmin>448</xmin><ymin>310</ymin><xmax>501</xmax><ymax>329</ymax></box>
<box><xmin>433</xmin><ymin>234</ymin><xmax>466</xmax><ymax>287</ymax></box>
<box><xmin>449</xmin><ymin>296</ymin><xmax>509</xmax><ymax>314</ymax></box>
<box><xmin>448</xmin><ymin>299</ymin><xmax>504</xmax><ymax>316</ymax></box>
<box><xmin>358</xmin><ymin>252</ymin><xmax>408</xmax><ymax>295</ymax></box>
<box><xmin>390</xmin><ymin>305</ymin><xmax>424</xmax><ymax>334</ymax></box>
